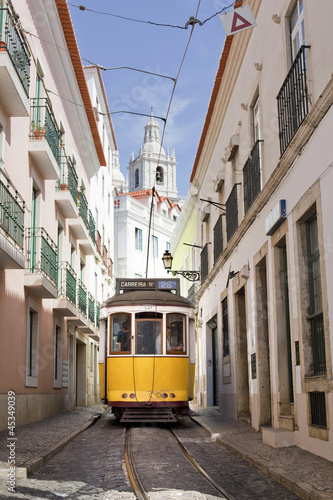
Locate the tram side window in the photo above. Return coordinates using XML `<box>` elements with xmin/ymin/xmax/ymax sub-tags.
<box><xmin>135</xmin><ymin>313</ymin><xmax>162</xmax><ymax>355</ymax></box>
<box><xmin>166</xmin><ymin>314</ymin><xmax>186</xmax><ymax>354</ymax></box>
<box><xmin>110</xmin><ymin>313</ymin><xmax>131</xmax><ymax>353</ymax></box>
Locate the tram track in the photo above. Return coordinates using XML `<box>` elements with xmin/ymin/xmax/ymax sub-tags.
<box><xmin>124</xmin><ymin>424</ymin><xmax>236</xmax><ymax>499</ymax></box>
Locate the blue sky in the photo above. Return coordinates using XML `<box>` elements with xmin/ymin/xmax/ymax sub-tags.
<box><xmin>68</xmin><ymin>1</ymin><xmax>229</xmax><ymax>198</ymax></box>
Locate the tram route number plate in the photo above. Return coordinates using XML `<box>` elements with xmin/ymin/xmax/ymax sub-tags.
<box><xmin>158</xmin><ymin>280</ymin><xmax>177</xmax><ymax>289</ymax></box>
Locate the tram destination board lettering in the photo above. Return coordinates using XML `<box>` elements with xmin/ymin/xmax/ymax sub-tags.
<box><xmin>116</xmin><ymin>278</ymin><xmax>180</xmax><ymax>294</ymax></box>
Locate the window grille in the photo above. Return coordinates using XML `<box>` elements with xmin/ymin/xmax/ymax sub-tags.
<box><xmin>243</xmin><ymin>140</ymin><xmax>262</xmax><ymax>214</ymax></box>
<box><xmin>222</xmin><ymin>297</ymin><xmax>229</xmax><ymax>357</ymax></box>
<box><xmin>226</xmin><ymin>184</ymin><xmax>238</xmax><ymax>242</ymax></box>
<box><xmin>309</xmin><ymin>392</ymin><xmax>327</xmax><ymax>428</ymax></box>
<box><xmin>213</xmin><ymin>215</ymin><xmax>223</xmax><ymax>263</ymax></box>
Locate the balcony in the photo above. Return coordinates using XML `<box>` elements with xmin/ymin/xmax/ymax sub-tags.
<box><xmin>53</xmin><ymin>261</ymin><xmax>77</xmax><ymax>317</ymax></box>
<box><xmin>0</xmin><ymin>169</ymin><xmax>25</xmax><ymax>269</ymax></box>
<box><xmin>24</xmin><ymin>227</ymin><xmax>57</xmax><ymax>298</ymax></box>
<box><xmin>67</xmin><ymin>279</ymin><xmax>99</xmax><ymax>339</ymax></box>
<box><xmin>28</xmin><ymin>98</ymin><xmax>61</xmax><ymax>180</ymax></box>
<box><xmin>243</xmin><ymin>140</ymin><xmax>262</xmax><ymax>214</ymax></box>
<box><xmin>0</xmin><ymin>5</ymin><xmax>30</xmax><ymax>116</ymax></box>
<box><xmin>277</xmin><ymin>45</ymin><xmax>310</xmax><ymax>156</ymax></box>
<box><xmin>226</xmin><ymin>184</ymin><xmax>238</xmax><ymax>242</ymax></box>
<box><xmin>55</xmin><ymin>156</ymin><xmax>79</xmax><ymax>218</ymax></box>
<box><xmin>69</xmin><ymin>190</ymin><xmax>96</xmax><ymax>255</ymax></box>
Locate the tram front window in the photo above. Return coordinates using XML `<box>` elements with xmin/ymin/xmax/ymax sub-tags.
<box><xmin>110</xmin><ymin>313</ymin><xmax>131</xmax><ymax>353</ymax></box>
<box><xmin>166</xmin><ymin>314</ymin><xmax>186</xmax><ymax>354</ymax></box>
<box><xmin>135</xmin><ymin>313</ymin><xmax>162</xmax><ymax>355</ymax></box>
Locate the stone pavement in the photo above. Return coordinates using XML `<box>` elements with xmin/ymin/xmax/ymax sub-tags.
<box><xmin>0</xmin><ymin>403</ymin><xmax>332</xmax><ymax>499</ymax></box>
<box><xmin>190</xmin><ymin>405</ymin><xmax>333</xmax><ymax>500</ymax></box>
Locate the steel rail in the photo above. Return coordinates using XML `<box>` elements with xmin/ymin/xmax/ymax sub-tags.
<box><xmin>167</xmin><ymin>427</ymin><xmax>236</xmax><ymax>500</ymax></box>
<box><xmin>124</xmin><ymin>426</ymin><xmax>149</xmax><ymax>500</ymax></box>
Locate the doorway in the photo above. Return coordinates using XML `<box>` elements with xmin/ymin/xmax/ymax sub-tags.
<box><xmin>255</xmin><ymin>256</ymin><xmax>272</xmax><ymax>426</ymax></box>
<box><xmin>234</xmin><ymin>286</ymin><xmax>250</xmax><ymax>422</ymax></box>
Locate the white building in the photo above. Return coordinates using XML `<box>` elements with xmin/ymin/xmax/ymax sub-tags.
<box><xmin>189</xmin><ymin>0</ymin><xmax>333</xmax><ymax>462</ymax></box>
<box><xmin>127</xmin><ymin>113</ymin><xmax>178</xmax><ymax>200</ymax></box>
<box><xmin>114</xmin><ymin>115</ymin><xmax>181</xmax><ymax>279</ymax></box>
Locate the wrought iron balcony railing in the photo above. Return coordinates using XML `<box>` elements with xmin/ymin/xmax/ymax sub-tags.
<box><xmin>78</xmin><ymin>189</ymin><xmax>89</xmax><ymax>232</ymax></box>
<box><xmin>88</xmin><ymin>209</ymin><xmax>96</xmax><ymax>244</ymax></box>
<box><xmin>26</xmin><ymin>227</ymin><xmax>57</xmax><ymax>285</ymax></box>
<box><xmin>0</xmin><ymin>5</ymin><xmax>31</xmax><ymax>95</ymax></box>
<box><xmin>213</xmin><ymin>214</ymin><xmax>223</xmax><ymax>264</ymax></box>
<box><xmin>30</xmin><ymin>98</ymin><xmax>61</xmax><ymax>166</ymax></box>
<box><xmin>88</xmin><ymin>292</ymin><xmax>95</xmax><ymax>324</ymax></box>
<box><xmin>0</xmin><ymin>169</ymin><xmax>25</xmax><ymax>248</ymax></box>
<box><xmin>96</xmin><ymin>301</ymin><xmax>100</xmax><ymax>329</ymax></box>
<box><xmin>243</xmin><ymin>140</ymin><xmax>262</xmax><ymax>214</ymax></box>
<box><xmin>58</xmin><ymin>156</ymin><xmax>78</xmax><ymax>205</ymax></box>
<box><xmin>102</xmin><ymin>244</ymin><xmax>108</xmax><ymax>268</ymax></box>
<box><xmin>277</xmin><ymin>45</ymin><xmax>310</xmax><ymax>156</ymax></box>
<box><xmin>226</xmin><ymin>184</ymin><xmax>238</xmax><ymax>242</ymax></box>
<box><xmin>57</xmin><ymin>261</ymin><xmax>77</xmax><ymax>304</ymax></box>
<box><xmin>200</xmin><ymin>243</ymin><xmax>209</xmax><ymax>283</ymax></box>
<box><xmin>96</xmin><ymin>230</ymin><xmax>102</xmax><ymax>256</ymax></box>
<box><xmin>78</xmin><ymin>278</ymin><xmax>87</xmax><ymax>316</ymax></box>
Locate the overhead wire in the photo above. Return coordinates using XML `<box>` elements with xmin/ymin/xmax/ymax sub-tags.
<box><xmin>65</xmin><ymin>0</ymin><xmax>235</xmax><ymax>30</ymax></box>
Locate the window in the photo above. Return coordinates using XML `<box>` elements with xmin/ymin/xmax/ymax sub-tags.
<box><xmin>222</xmin><ymin>297</ymin><xmax>229</xmax><ymax>357</ymax></box>
<box><xmin>136</xmin><ymin>313</ymin><xmax>162</xmax><ymax>354</ymax></box>
<box><xmin>213</xmin><ymin>215</ymin><xmax>223</xmax><ymax>263</ymax></box>
<box><xmin>26</xmin><ymin>298</ymin><xmax>39</xmax><ymax>387</ymax></box>
<box><xmin>152</xmin><ymin>235</ymin><xmax>158</xmax><ymax>258</ymax></box>
<box><xmin>306</xmin><ymin>214</ymin><xmax>326</xmax><ymax>376</ymax></box>
<box><xmin>54</xmin><ymin>323</ymin><xmax>62</xmax><ymax>387</ymax></box>
<box><xmin>166</xmin><ymin>314</ymin><xmax>186</xmax><ymax>354</ymax></box>
<box><xmin>309</xmin><ymin>392</ymin><xmax>327</xmax><ymax>428</ymax></box>
<box><xmin>110</xmin><ymin>313</ymin><xmax>131</xmax><ymax>353</ymax></box>
<box><xmin>226</xmin><ymin>184</ymin><xmax>238</xmax><ymax>241</ymax></box>
<box><xmin>156</xmin><ymin>166</ymin><xmax>164</xmax><ymax>184</ymax></box>
<box><xmin>277</xmin><ymin>1</ymin><xmax>308</xmax><ymax>156</ymax></box>
<box><xmin>243</xmin><ymin>140</ymin><xmax>262</xmax><ymax>214</ymax></box>
<box><xmin>135</xmin><ymin>168</ymin><xmax>139</xmax><ymax>188</ymax></box>
<box><xmin>291</xmin><ymin>0</ymin><xmax>305</xmax><ymax>59</ymax></box>
<box><xmin>135</xmin><ymin>228</ymin><xmax>142</xmax><ymax>251</ymax></box>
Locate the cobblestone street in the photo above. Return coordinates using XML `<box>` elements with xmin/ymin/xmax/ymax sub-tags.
<box><xmin>0</xmin><ymin>410</ymin><xmax>304</xmax><ymax>499</ymax></box>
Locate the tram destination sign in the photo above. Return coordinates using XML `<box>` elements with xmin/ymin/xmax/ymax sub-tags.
<box><xmin>116</xmin><ymin>278</ymin><xmax>180</xmax><ymax>294</ymax></box>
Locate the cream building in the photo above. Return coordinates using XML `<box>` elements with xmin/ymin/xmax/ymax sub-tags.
<box><xmin>190</xmin><ymin>0</ymin><xmax>333</xmax><ymax>461</ymax></box>
<box><xmin>0</xmin><ymin>0</ymin><xmax>114</xmax><ymax>428</ymax></box>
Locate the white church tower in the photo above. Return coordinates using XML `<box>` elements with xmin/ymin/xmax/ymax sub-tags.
<box><xmin>127</xmin><ymin>112</ymin><xmax>178</xmax><ymax>200</ymax></box>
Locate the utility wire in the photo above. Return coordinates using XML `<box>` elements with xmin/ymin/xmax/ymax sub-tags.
<box><xmin>24</xmin><ymin>30</ymin><xmax>176</xmax><ymax>82</ymax></box>
<box><xmin>66</xmin><ymin>0</ymin><xmax>235</xmax><ymax>30</ymax></box>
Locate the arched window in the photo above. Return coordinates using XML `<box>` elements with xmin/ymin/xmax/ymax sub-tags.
<box><xmin>135</xmin><ymin>168</ymin><xmax>139</xmax><ymax>188</ymax></box>
<box><xmin>156</xmin><ymin>166</ymin><xmax>164</xmax><ymax>184</ymax></box>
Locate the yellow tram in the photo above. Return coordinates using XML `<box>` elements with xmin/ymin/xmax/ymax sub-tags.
<box><xmin>99</xmin><ymin>278</ymin><xmax>195</xmax><ymax>422</ymax></box>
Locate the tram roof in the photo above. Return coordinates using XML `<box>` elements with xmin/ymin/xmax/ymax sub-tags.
<box><xmin>102</xmin><ymin>290</ymin><xmax>194</xmax><ymax>309</ymax></box>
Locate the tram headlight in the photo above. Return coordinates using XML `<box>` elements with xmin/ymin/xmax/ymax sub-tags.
<box><xmin>162</xmin><ymin>393</ymin><xmax>168</xmax><ymax>398</ymax></box>
<box><xmin>169</xmin><ymin>393</ymin><xmax>175</xmax><ymax>398</ymax></box>
<box><xmin>122</xmin><ymin>393</ymin><xmax>128</xmax><ymax>398</ymax></box>
<box><xmin>129</xmin><ymin>393</ymin><xmax>136</xmax><ymax>399</ymax></box>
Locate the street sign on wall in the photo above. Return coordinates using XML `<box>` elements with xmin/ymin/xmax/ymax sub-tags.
<box><xmin>219</xmin><ymin>5</ymin><xmax>257</xmax><ymax>36</ymax></box>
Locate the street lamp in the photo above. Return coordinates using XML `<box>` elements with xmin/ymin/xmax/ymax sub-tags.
<box><xmin>162</xmin><ymin>250</ymin><xmax>200</xmax><ymax>282</ymax></box>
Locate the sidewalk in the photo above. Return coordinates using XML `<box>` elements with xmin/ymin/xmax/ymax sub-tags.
<box><xmin>0</xmin><ymin>403</ymin><xmax>107</xmax><ymax>479</ymax></box>
<box><xmin>190</xmin><ymin>404</ymin><xmax>333</xmax><ymax>500</ymax></box>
